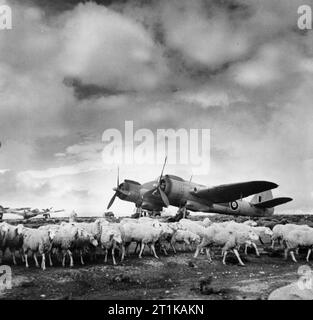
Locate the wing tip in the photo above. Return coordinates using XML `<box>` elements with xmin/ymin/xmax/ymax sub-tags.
<box><xmin>258</xmin><ymin>181</ymin><xmax>278</xmax><ymax>189</ymax></box>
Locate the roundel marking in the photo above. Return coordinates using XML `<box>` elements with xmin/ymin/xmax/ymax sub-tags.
<box><xmin>230</xmin><ymin>201</ymin><xmax>239</xmax><ymax>210</ymax></box>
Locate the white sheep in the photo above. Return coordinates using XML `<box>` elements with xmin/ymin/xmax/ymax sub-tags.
<box><xmin>252</xmin><ymin>226</ymin><xmax>273</xmax><ymax>244</ymax></box>
<box><xmin>52</xmin><ymin>223</ymin><xmax>96</xmax><ymax>267</ymax></box>
<box><xmin>283</xmin><ymin>227</ymin><xmax>313</xmax><ymax>263</ymax></box>
<box><xmin>271</xmin><ymin>224</ymin><xmax>311</xmax><ymax>249</ymax></box>
<box><xmin>194</xmin><ymin>225</ymin><xmax>259</xmax><ymax>266</ymax></box>
<box><xmin>17</xmin><ymin>225</ymin><xmax>55</xmax><ymax>270</ymax></box>
<box><xmin>223</xmin><ymin>221</ymin><xmax>261</xmax><ymax>256</ymax></box>
<box><xmin>195</xmin><ymin>218</ymin><xmax>212</xmax><ymax>227</ymax></box>
<box><xmin>0</xmin><ymin>222</ymin><xmax>24</xmax><ymax>265</ymax></box>
<box><xmin>0</xmin><ymin>222</ymin><xmax>9</xmax><ymax>263</ymax></box>
<box><xmin>170</xmin><ymin>230</ymin><xmax>200</xmax><ymax>253</ymax></box>
<box><xmin>100</xmin><ymin>224</ymin><xmax>123</xmax><ymax>265</ymax></box>
<box><xmin>74</xmin><ymin>220</ymin><xmax>102</xmax><ymax>240</ymax></box>
<box><xmin>69</xmin><ymin>210</ymin><xmax>78</xmax><ymax>222</ymax></box>
<box><xmin>120</xmin><ymin>222</ymin><xmax>163</xmax><ymax>259</ymax></box>
<box><xmin>179</xmin><ymin>219</ymin><xmax>207</xmax><ymax>238</ymax></box>
<box><xmin>156</xmin><ymin>222</ymin><xmax>176</xmax><ymax>255</ymax></box>
<box><xmin>243</xmin><ymin>220</ymin><xmax>258</xmax><ymax>227</ymax></box>
<box><xmin>71</xmin><ymin>228</ymin><xmax>98</xmax><ymax>266</ymax></box>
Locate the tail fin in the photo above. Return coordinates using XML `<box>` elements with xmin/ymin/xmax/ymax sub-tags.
<box><xmin>250</xmin><ymin>190</ymin><xmax>273</xmax><ymax>204</ymax></box>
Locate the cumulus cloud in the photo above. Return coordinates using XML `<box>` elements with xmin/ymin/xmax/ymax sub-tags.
<box><xmin>1</xmin><ymin>0</ymin><xmax>313</xmax><ymax>215</ymax></box>
<box><xmin>60</xmin><ymin>3</ymin><xmax>168</xmax><ymax>91</ymax></box>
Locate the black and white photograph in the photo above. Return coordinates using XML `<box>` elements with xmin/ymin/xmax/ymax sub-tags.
<box><xmin>0</xmin><ymin>0</ymin><xmax>313</xmax><ymax>305</ymax></box>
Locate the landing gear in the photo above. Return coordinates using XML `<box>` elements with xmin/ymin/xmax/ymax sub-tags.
<box><xmin>167</xmin><ymin>207</ymin><xmax>190</xmax><ymax>222</ymax></box>
<box><xmin>151</xmin><ymin>210</ymin><xmax>161</xmax><ymax>217</ymax></box>
<box><xmin>0</xmin><ymin>212</ymin><xmax>3</xmax><ymax>222</ymax></box>
<box><xmin>179</xmin><ymin>206</ymin><xmax>188</xmax><ymax>219</ymax></box>
<box><xmin>43</xmin><ymin>213</ymin><xmax>50</xmax><ymax>220</ymax></box>
<box><xmin>131</xmin><ymin>206</ymin><xmax>143</xmax><ymax>218</ymax></box>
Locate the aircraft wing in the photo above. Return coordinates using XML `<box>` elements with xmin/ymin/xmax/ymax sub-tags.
<box><xmin>253</xmin><ymin>197</ymin><xmax>293</xmax><ymax>208</ymax></box>
<box><xmin>192</xmin><ymin>181</ymin><xmax>278</xmax><ymax>203</ymax></box>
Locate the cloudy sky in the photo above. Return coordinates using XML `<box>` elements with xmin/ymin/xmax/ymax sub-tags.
<box><xmin>0</xmin><ymin>0</ymin><xmax>312</xmax><ymax>216</ymax></box>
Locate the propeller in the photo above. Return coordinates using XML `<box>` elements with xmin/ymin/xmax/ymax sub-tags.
<box><xmin>107</xmin><ymin>167</ymin><xmax>129</xmax><ymax>209</ymax></box>
<box><xmin>152</xmin><ymin>156</ymin><xmax>170</xmax><ymax>207</ymax></box>
<box><xmin>107</xmin><ymin>167</ymin><xmax>120</xmax><ymax>209</ymax></box>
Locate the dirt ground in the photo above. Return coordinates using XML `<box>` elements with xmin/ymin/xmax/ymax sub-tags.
<box><xmin>0</xmin><ymin>215</ymin><xmax>311</xmax><ymax>300</ymax></box>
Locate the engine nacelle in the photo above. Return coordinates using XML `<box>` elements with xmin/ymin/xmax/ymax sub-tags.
<box><xmin>141</xmin><ymin>201</ymin><xmax>162</xmax><ymax>211</ymax></box>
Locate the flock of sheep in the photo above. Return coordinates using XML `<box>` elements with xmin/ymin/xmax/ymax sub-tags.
<box><xmin>0</xmin><ymin>217</ymin><xmax>312</xmax><ymax>270</ymax></box>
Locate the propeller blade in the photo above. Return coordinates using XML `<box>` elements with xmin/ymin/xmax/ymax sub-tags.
<box><xmin>159</xmin><ymin>187</ymin><xmax>170</xmax><ymax>207</ymax></box>
<box><xmin>107</xmin><ymin>192</ymin><xmax>117</xmax><ymax>209</ymax></box>
<box><xmin>117</xmin><ymin>166</ymin><xmax>120</xmax><ymax>187</ymax></box>
<box><xmin>159</xmin><ymin>156</ymin><xmax>167</xmax><ymax>183</ymax></box>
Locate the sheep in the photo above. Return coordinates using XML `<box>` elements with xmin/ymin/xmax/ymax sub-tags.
<box><xmin>222</xmin><ymin>221</ymin><xmax>261</xmax><ymax>256</ymax></box>
<box><xmin>17</xmin><ymin>225</ymin><xmax>56</xmax><ymax>270</ymax></box>
<box><xmin>283</xmin><ymin>227</ymin><xmax>313</xmax><ymax>263</ymax></box>
<box><xmin>71</xmin><ymin>228</ymin><xmax>98</xmax><ymax>266</ymax></box>
<box><xmin>73</xmin><ymin>220</ymin><xmax>103</xmax><ymax>261</ymax></box>
<box><xmin>240</xmin><ymin>226</ymin><xmax>273</xmax><ymax>256</ymax></box>
<box><xmin>170</xmin><ymin>230</ymin><xmax>200</xmax><ymax>253</ymax></box>
<box><xmin>120</xmin><ymin>222</ymin><xmax>163</xmax><ymax>259</ymax></box>
<box><xmin>271</xmin><ymin>224</ymin><xmax>311</xmax><ymax>249</ymax></box>
<box><xmin>195</xmin><ymin>218</ymin><xmax>212</xmax><ymax>227</ymax></box>
<box><xmin>52</xmin><ymin>223</ymin><xmax>97</xmax><ymax>267</ymax></box>
<box><xmin>74</xmin><ymin>220</ymin><xmax>102</xmax><ymax>240</ymax></box>
<box><xmin>243</xmin><ymin>220</ymin><xmax>257</xmax><ymax>227</ymax></box>
<box><xmin>100</xmin><ymin>224</ymin><xmax>123</xmax><ymax>265</ymax></box>
<box><xmin>69</xmin><ymin>210</ymin><xmax>78</xmax><ymax>222</ymax></box>
<box><xmin>252</xmin><ymin>226</ymin><xmax>273</xmax><ymax>245</ymax></box>
<box><xmin>179</xmin><ymin>219</ymin><xmax>207</xmax><ymax>238</ymax></box>
<box><xmin>194</xmin><ymin>225</ymin><xmax>259</xmax><ymax>266</ymax></box>
<box><xmin>156</xmin><ymin>222</ymin><xmax>176</xmax><ymax>255</ymax></box>
<box><xmin>120</xmin><ymin>218</ymin><xmax>139</xmax><ymax>225</ymax></box>
<box><xmin>168</xmin><ymin>222</ymin><xmax>186</xmax><ymax>232</ymax></box>
<box><xmin>0</xmin><ymin>222</ymin><xmax>9</xmax><ymax>263</ymax></box>
<box><xmin>0</xmin><ymin>222</ymin><xmax>24</xmax><ymax>265</ymax></box>
<box><xmin>138</xmin><ymin>217</ymin><xmax>162</xmax><ymax>228</ymax></box>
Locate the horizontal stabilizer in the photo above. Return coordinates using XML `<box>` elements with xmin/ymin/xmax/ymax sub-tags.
<box><xmin>253</xmin><ymin>197</ymin><xmax>293</xmax><ymax>208</ymax></box>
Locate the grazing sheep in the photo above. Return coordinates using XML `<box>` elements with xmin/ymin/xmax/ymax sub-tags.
<box><xmin>17</xmin><ymin>225</ymin><xmax>55</xmax><ymax>270</ymax></box>
<box><xmin>170</xmin><ymin>230</ymin><xmax>200</xmax><ymax>253</ymax></box>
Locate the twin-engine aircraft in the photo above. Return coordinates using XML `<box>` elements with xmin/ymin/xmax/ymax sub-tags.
<box><xmin>107</xmin><ymin>158</ymin><xmax>292</xmax><ymax>217</ymax></box>
<box><xmin>0</xmin><ymin>206</ymin><xmax>64</xmax><ymax>220</ymax></box>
